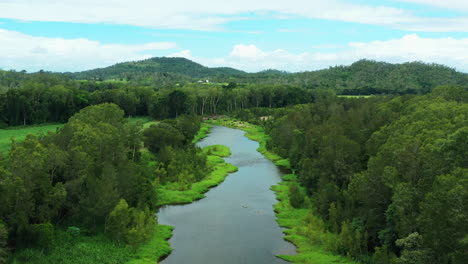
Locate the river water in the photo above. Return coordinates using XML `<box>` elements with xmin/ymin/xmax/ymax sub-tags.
<box><xmin>158</xmin><ymin>125</ymin><xmax>296</xmax><ymax>264</ymax></box>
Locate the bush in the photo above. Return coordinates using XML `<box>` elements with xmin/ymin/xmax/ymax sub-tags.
<box><xmin>289</xmin><ymin>183</ymin><xmax>304</xmax><ymax>208</ymax></box>
<box><xmin>66</xmin><ymin>226</ymin><xmax>81</xmax><ymax>238</ymax></box>
<box><xmin>106</xmin><ymin>199</ymin><xmax>156</xmax><ymax>248</ymax></box>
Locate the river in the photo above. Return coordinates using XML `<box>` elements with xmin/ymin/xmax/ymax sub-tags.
<box><xmin>158</xmin><ymin>125</ymin><xmax>296</xmax><ymax>264</ymax></box>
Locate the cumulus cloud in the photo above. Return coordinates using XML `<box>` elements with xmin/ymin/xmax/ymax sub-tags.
<box><xmin>2</xmin><ymin>30</ymin><xmax>468</xmax><ymax>73</ymax></box>
<box><xmin>0</xmin><ymin>29</ymin><xmax>177</xmax><ymax>72</ymax></box>
<box><xmin>175</xmin><ymin>34</ymin><xmax>468</xmax><ymax>72</ymax></box>
<box><xmin>0</xmin><ymin>0</ymin><xmax>467</xmax><ymax>32</ymax></box>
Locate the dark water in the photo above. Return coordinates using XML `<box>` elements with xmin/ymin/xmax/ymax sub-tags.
<box><xmin>158</xmin><ymin>126</ymin><xmax>296</xmax><ymax>264</ymax></box>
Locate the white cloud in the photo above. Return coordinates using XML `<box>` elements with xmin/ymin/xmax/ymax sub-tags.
<box><xmin>0</xmin><ymin>0</ymin><xmax>467</xmax><ymax>32</ymax></box>
<box><xmin>2</xmin><ymin>30</ymin><xmax>468</xmax><ymax>73</ymax></box>
<box><xmin>396</xmin><ymin>0</ymin><xmax>468</xmax><ymax>11</ymax></box>
<box><xmin>180</xmin><ymin>34</ymin><xmax>468</xmax><ymax>72</ymax></box>
<box><xmin>168</xmin><ymin>50</ymin><xmax>194</xmax><ymax>59</ymax></box>
<box><xmin>0</xmin><ymin>29</ymin><xmax>177</xmax><ymax>72</ymax></box>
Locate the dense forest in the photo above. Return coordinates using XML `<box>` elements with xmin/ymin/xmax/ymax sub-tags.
<box><xmin>232</xmin><ymin>85</ymin><xmax>467</xmax><ymax>263</ymax></box>
<box><xmin>0</xmin><ymin>58</ymin><xmax>467</xmax><ymax>264</ymax></box>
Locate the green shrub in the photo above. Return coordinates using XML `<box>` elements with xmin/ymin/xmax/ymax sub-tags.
<box><xmin>66</xmin><ymin>226</ymin><xmax>81</xmax><ymax>238</ymax></box>
<box><xmin>289</xmin><ymin>183</ymin><xmax>304</xmax><ymax>208</ymax></box>
<box><xmin>28</xmin><ymin>223</ymin><xmax>54</xmax><ymax>252</ymax></box>
<box><xmin>106</xmin><ymin>199</ymin><xmax>156</xmax><ymax>248</ymax></box>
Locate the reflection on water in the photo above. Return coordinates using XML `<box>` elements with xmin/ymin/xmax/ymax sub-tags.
<box><xmin>158</xmin><ymin>126</ymin><xmax>296</xmax><ymax>264</ymax></box>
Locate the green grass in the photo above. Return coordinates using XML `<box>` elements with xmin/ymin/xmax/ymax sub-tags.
<box><xmin>192</xmin><ymin>123</ymin><xmax>212</xmax><ymax>143</ymax></box>
<box><xmin>157</xmin><ymin>146</ymin><xmax>238</xmax><ymax>206</ymax></box>
<box><xmin>125</xmin><ymin>225</ymin><xmax>173</xmax><ymax>264</ymax></box>
<box><xmin>206</xmin><ymin>117</ymin><xmax>356</xmax><ymax>264</ymax></box>
<box><xmin>202</xmin><ymin>144</ymin><xmax>231</xmax><ymax>157</ymax></box>
<box><xmin>0</xmin><ymin>123</ymin><xmax>64</xmax><ymax>153</ymax></box>
<box><xmin>128</xmin><ymin>116</ymin><xmax>153</xmax><ymax>125</ymax></box>
<box><xmin>0</xmin><ymin>117</ymin><xmax>155</xmax><ymax>154</ymax></box>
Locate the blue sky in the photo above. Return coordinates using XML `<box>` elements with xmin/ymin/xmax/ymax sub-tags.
<box><xmin>1</xmin><ymin>0</ymin><xmax>468</xmax><ymax>72</ymax></box>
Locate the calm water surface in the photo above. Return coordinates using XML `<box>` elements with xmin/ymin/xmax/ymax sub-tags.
<box><xmin>158</xmin><ymin>126</ymin><xmax>296</xmax><ymax>264</ymax></box>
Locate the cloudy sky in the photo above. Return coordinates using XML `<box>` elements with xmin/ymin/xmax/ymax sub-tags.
<box><xmin>1</xmin><ymin>0</ymin><xmax>468</xmax><ymax>72</ymax></box>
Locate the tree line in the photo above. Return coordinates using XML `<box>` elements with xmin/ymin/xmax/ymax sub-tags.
<box><xmin>0</xmin><ymin>70</ymin><xmax>315</xmax><ymax>127</ymax></box>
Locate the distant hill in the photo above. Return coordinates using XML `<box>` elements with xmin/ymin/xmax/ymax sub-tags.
<box><xmin>5</xmin><ymin>57</ymin><xmax>467</xmax><ymax>95</ymax></box>
<box><xmin>289</xmin><ymin>60</ymin><xmax>468</xmax><ymax>94</ymax></box>
<box><xmin>68</xmin><ymin>57</ymin><xmax>247</xmax><ymax>80</ymax></box>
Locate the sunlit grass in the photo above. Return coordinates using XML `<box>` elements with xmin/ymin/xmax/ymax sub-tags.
<box><xmin>0</xmin><ymin>123</ymin><xmax>63</xmax><ymax>153</ymax></box>
<box><xmin>202</xmin><ymin>144</ymin><xmax>231</xmax><ymax>157</ymax></box>
<box><xmin>0</xmin><ymin>117</ymin><xmax>155</xmax><ymax>153</ymax></box>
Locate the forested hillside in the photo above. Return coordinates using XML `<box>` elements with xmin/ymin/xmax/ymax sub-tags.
<box><xmin>67</xmin><ymin>57</ymin><xmax>247</xmax><ymax>80</ymax></box>
<box><xmin>63</xmin><ymin>58</ymin><xmax>468</xmax><ymax>95</ymax></box>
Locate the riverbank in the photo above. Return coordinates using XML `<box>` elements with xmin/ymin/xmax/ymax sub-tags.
<box><xmin>206</xmin><ymin>118</ymin><xmax>356</xmax><ymax>264</ymax></box>
<box><xmin>156</xmin><ymin>145</ymin><xmax>238</xmax><ymax>206</ymax></box>
<box><xmin>130</xmin><ymin>125</ymin><xmax>238</xmax><ymax>264</ymax></box>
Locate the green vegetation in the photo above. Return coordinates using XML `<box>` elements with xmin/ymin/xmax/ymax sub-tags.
<box><xmin>202</xmin><ymin>144</ymin><xmax>231</xmax><ymax>157</ymax></box>
<box><xmin>229</xmin><ymin>86</ymin><xmax>468</xmax><ymax>263</ymax></box>
<box><xmin>273</xmin><ymin>175</ymin><xmax>357</xmax><ymax>264</ymax></box>
<box><xmin>125</xmin><ymin>225</ymin><xmax>173</xmax><ymax>264</ymax></box>
<box><xmin>0</xmin><ymin>123</ymin><xmax>63</xmax><ymax>153</ymax></box>
<box><xmin>1</xmin><ymin>57</ymin><xmax>467</xmax><ymax>264</ymax></box>
<box><xmin>0</xmin><ymin>105</ymin><xmax>221</xmax><ymax>264</ymax></box>
<box><xmin>157</xmin><ymin>147</ymin><xmax>238</xmax><ymax>206</ymax></box>
<box><xmin>69</xmin><ymin>57</ymin><xmax>247</xmax><ymax>80</ymax></box>
<box><xmin>2</xmin><ymin>59</ymin><xmax>466</xmax><ymax>128</ymax></box>
<box><xmin>0</xmin><ymin>117</ymin><xmax>152</xmax><ymax>153</ymax></box>
<box><xmin>192</xmin><ymin>123</ymin><xmax>211</xmax><ymax>143</ymax></box>
<box><xmin>11</xmin><ymin>230</ymin><xmax>133</xmax><ymax>264</ymax></box>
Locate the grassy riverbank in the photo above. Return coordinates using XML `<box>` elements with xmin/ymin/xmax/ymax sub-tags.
<box><xmin>157</xmin><ymin>145</ymin><xmax>237</xmax><ymax>206</ymax></box>
<box><xmin>206</xmin><ymin>117</ymin><xmax>356</xmax><ymax>264</ymax></box>
<box><xmin>192</xmin><ymin>123</ymin><xmax>212</xmax><ymax>143</ymax></box>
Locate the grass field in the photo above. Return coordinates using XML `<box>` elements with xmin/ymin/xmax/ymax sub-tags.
<box><xmin>0</xmin><ymin>123</ymin><xmax>64</xmax><ymax>153</ymax></box>
<box><xmin>0</xmin><ymin>117</ymin><xmax>156</xmax><ymax>153</ymax></box>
